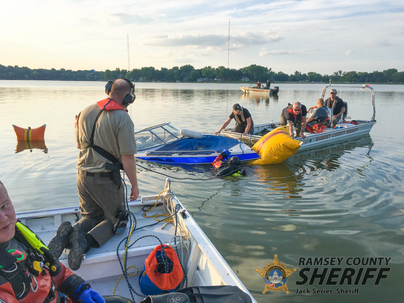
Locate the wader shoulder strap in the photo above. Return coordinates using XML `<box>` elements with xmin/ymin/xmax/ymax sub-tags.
<box><xmin>88</xmin><ymin>110</ymin><xmax>123</xmax><ymax>170</ymax></box>
<box><xmin>88</xmin><ymin>110</ymin><xmax>103</xmax><ymax>148</ymax></box>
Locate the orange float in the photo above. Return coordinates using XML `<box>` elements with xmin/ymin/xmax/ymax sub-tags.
<box><xmin>13</xmin><ymin>124</ymin><xmax>46</xmax><ymax>141</ymax></box>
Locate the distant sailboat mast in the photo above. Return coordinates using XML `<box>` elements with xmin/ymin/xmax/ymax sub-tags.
<box><xmin>127</xmin><ymin>34</ymin><xmax>130</xmax><ymax>72</ymax></box>
<box><xmin>227</xmin><ymin>20</ymin><xmax>230</xmax><ymax>69</ymax></box>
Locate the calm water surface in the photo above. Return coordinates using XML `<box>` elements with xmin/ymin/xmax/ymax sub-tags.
<box><xmin>1</xmin><ymin>80</ymin><xmax>404</xmax><ymax>303</ymax></box>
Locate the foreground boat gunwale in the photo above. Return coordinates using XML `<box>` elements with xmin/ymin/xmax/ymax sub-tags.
<box><xmin>16</xmin><ymin>179</ymin><xmax>257</xmax><ymax>302</ymax></box>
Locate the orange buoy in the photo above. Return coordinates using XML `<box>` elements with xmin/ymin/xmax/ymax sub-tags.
<box><xmin>13</xmin><ymin>124</ymin><xmax>46</xmax><ymax>141</ymax></box>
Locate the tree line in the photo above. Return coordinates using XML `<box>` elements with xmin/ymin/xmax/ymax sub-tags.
<box><xmin>1</xmin><ymin>64</ymin><xmax>403</xmax><ymax>84</ymax></box>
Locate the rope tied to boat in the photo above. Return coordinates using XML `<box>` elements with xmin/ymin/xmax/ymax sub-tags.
<box><xmin>114</xmin><ymin>189</ymin><xmax>189</xmax><ymax>300</ymax></box>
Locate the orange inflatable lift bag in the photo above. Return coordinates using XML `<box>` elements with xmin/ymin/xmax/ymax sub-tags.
<box><xmin>139</xmin><ymin>244</ymin><xmax>183</xmax><ymax>295</ymax></box>
<box><xmin>13</xmin><ymin>124</ymin><xmax>46</xmax><ymax>141</ymax></box>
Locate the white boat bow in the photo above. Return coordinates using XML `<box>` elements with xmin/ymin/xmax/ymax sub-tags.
<box><xmin>16</xmin><ymin>179</ymin><xmax>257</xmax><ymax>302</ymax></box>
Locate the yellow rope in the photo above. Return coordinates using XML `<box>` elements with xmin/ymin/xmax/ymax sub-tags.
<box><xmin>113</xmin><ymin>191</ymin><xmax>172</xmax><ymax>295</ymax></box>
<box><xmin>113</xmin><ymin>211</ymin><xmax>137</xmax><ymax>295</ymax></box>
<box><xmin>113</xmin><ymin>265</ymin><xmax>138</xmax><ymax>295</ymax></box>
<box><xmin>142</xmin><ymin>190</ymin><xmax>173</xmax><ymax>223</ymax></box>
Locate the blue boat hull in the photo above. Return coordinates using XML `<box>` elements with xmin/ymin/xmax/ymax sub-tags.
<box><xmin>136</xmin><ymin>152</ymin><xmax>259</xmax><ymax>165</ymax></box>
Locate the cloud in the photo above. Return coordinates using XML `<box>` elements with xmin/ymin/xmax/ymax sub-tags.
<box><xmin>378</xmin><ymin>39</ymin><xmax>392</xmax><ymax>47</ymax></box>
<box><xmin>1</xmin><ymin>0</ymin><xmax>403</xmax><ymax>73</ymax></box>
<box><xmin>364</xmin><ymin>39</ymin><xmax>393</xmax><ymax>47</ymax></box>
<box><xmin>144</xmin><ymin>32</ymin><xmax>282</xmax><ymax>51</ymax></box>
<box><xmin>259</xmin><ymin>49</ymin><xmax>309</xmax><ymax>56</ymax></box>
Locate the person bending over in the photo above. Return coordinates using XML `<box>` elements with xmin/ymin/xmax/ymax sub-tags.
<box><xmin>280</xmin><ymin>102</ymin><xmax>307</xmax><ymax>138</ymax></box>
<box><xmin>215</xmin><ymin>103</ymin><xmax>254</xmax><ymax>135</ymax></box>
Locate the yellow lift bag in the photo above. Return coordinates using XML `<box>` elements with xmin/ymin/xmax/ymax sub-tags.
<box><xmin>250</xmin><ymin>126</ymin><xmax>302</xmax><ymax>165</ymax></box>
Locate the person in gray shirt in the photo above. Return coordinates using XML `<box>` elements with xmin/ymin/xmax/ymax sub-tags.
<box><xmin>306</xmin><ymin>98</ymin><xmax>330</xmax><ymax>129</ymax></box>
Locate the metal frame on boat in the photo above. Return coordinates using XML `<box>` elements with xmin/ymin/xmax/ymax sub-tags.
<box><xmin>222</xmin><ymin>85</ymin><xmax>376</xmax><ymax>152</ymax></box>
<box><xmin>134</xmin><ymin>122</ymin><xmax>259</xmax><ymax>165</ymax></box>
<box><xmin>16</xmin><ymin>179</ymin><xmax>257</xmax><ymax>302</ymax></box>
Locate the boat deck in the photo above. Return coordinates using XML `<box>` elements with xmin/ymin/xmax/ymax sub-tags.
<box><xmin>17</xmin><ymin>182</ymin><xmax>256</xmax><ymax>302</ymax></box>
<box><xmin>18</xmin><ymin>196</ymin><xmax>177</xmax><ymax>299</ymax></box>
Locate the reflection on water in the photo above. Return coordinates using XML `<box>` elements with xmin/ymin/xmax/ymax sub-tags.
<box><xmin>15</xmin><ymin>140</ymin><xmax>48</xmax><ymax>154</ymax></box>
<box><xmin>252</xmin><ymin>163</ymin><xmax>301</xmax><ymax>196</ymax></box>
<box><xmin>239</xmin><ymin>93</ymin><xmax>279</xmax><ymax>105</ymax></box>
<box><xmin>288</xmin><ymin>135</ymin><xmax>373</xmax><ymax>171</ymax></box>
<box><xmin>249</xmin><ymin>135</ymin><xmax>374</xmax><ymax>198</ymax></box>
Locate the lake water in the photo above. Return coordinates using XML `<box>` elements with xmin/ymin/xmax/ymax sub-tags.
<box><xmin>1</xmin><ymin>80</ymin><xmax>403</xmax><ymax>303</ymax></box>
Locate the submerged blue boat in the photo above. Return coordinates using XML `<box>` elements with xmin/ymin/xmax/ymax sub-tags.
<box><xmin>135</xmin><ymin>123</ymin><xmax>259</xmax><ymax>165</ymax></box>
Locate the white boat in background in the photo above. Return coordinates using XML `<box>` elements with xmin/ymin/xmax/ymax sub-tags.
<box><xmin>135</xmin><ymin>123</ymin><xmax>259</xmax><ymax>165</ymax></box>
<box><xmin>223</xmin><ymin>85</ymin><xmax>376</xmax><ymax>153</ymax></box>
<box><xmin>240</xmin><ymin>86</ymin><xmax>279</xmax><ymax>95</ymax></box>
<box><xmin>16</xmin><ymin>179</ymin><xmax>257</xmax><ymax>303</ymax></box>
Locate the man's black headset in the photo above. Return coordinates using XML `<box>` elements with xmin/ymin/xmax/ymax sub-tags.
<box><xmin>105</xmin><ymin>78</ymin><xmax>136</xmax><ymax>106</ymax></box>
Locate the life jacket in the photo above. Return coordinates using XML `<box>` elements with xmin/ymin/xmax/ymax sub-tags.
<box><xmin>327</xmin><ymin>97</ymin><xmax>344</xmax><ymax>116</ymax></box>
<box><xmin>286</xmin><ymin>107</ymin><xmax>300</xmax><ymax>122</ymax></box>
<box><xmin>280</xmin><ymin>105</ymin><xmax>303</xmax><ymax>137</ymax></box>
<box><xmin>233</xmin><ymin>108</ymin><xmax>246</xmax><ymax>126</ymax></box>
<box><xmin>96</xmin><ymin>98</ymin><xmax>127</xmax><ymax>112</ymax></box>
<box><xmin>306</xmin><ymin>124</ymin><xmax>327</xmax><ymax>134</ymax></box>
<box><xmin>0</xmin><ymin>222</ymin><xmax>62</xmax><ymax>303</ymax></box>
<box><xmin>212</xmin><ymin>149</ymin><xmax>231</xmax><ymax>169</ymax></box>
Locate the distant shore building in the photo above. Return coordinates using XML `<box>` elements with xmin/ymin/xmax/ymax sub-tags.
<box><xmin>197</xmin><ymin>77</ymin><xmax>209</xmax><ymax>83</ymax></box>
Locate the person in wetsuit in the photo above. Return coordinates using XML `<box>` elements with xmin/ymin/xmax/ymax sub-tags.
<box><xmin>0</xmin><ymin>181</ymin><xmax>105</xmax><ymax>303</ymax></box>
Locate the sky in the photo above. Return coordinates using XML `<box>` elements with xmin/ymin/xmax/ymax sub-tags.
<box><xmin>1</xmin><ymin>0</ymin><xmax>404</xmax><ymax>75</ymax></box>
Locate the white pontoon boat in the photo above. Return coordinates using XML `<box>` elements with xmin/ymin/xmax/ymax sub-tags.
<box><xmin>16</xmin><ymin>179</ymin><xmax>257</xmax><ymax>303</ymax></box>
<box><xmin>222</xmin><ymin>85</ymin><xmax>376</xmax><ymax>153</ymax></box>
